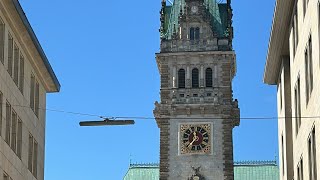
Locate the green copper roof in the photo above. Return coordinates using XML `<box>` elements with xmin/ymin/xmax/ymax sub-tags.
<box><xmin>123</xmin><ymin>164</ymin><xmax>159</xmax><ymax>180</ymax></box>
<box><xmin>234</xmin><ymin>161</ymin><xmax>280</xmax><ymax>180</ymax></box>
<box><xmin>162</xmin><ymin>0</ymin><xmax>228</xmax><ymax>39</ymax></box>
<box><xmin>123</xmin><ymin>161</ymin><xmax>279</xmax><ymax>180</ymax></box>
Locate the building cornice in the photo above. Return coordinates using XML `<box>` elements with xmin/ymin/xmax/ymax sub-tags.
<box><xmin>263</xmin><ymin>0</ymin><xmax>294</xmax><ymax>85</ymax></box>
<box><xmin>3</xmin><ymin>0</ymin><xmax>60</xmax><ymax>92</ymax></box>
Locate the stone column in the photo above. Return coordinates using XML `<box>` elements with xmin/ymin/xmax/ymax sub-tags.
<box><xmin>186</xmin><ymin>65</ymin><xmax>191</xmax><ymax>87</ymax></box>
<box><xmin>173</xmin><ymin>66</ymin><xmax>177</xmax><ymax>88</ymax></box>
<box><xmin>200</xmin><ymin>65</ymin><xmax>204</xmax><ymax>87</ymax></box>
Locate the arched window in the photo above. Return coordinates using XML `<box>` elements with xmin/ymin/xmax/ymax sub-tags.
<box><xmin>190</xmin><ymin>28</ymin><xmax>195</xmax><ymax>40</ymax></box>
<box><xmin>195</xmin><ymin>27</ymin><xmax>200</xmax><ymax>40</ymax></box>
<box><xmin>205</xmin><ymin>68</ymin><xmax>213</xmax><ymax>87</ymax></box>
<box><xmin>192</xmin><ymin>68</ymin><xmax>199</xmax><ymax>88</ymax></box>
<box><xmin>178</xmin><ymin>69</ymin><xmax>186</xmax><ymax>88</ymax></box>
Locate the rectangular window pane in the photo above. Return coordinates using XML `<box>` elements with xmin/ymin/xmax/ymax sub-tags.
<box><xmin>305</xmin><ymin>49</ymin><xmax>310</xmax><ymax>103</ymax></box>
<box><xmin>13</xmin><ymin>44</ymin><xmax>19</xmax><ymax>85</ymax></box>
<box><xmin>309</xmin><ymin>137</ymin><xmax>312</xmax><ymax>180</ymax></box>
<box><xmin>19</xmin><ymin>55</ymin><xmax>24</xmax><ymax>93</ymax></box>
<box><xmin>17</xmin><ymin>118</ymin><xmax>22</xmax><ymax>159</ymax></box>
<box><xmin>295</xmin><ymin>78</ymin><xmax>301</xmax><ymax>134</ymax></box>
<box><xmin>308</xmin><ymin>37</ymin><xmax>313</xmax><ymax>92</ymax></box>
<box><xmin>5</xmin><ymin>102</ymin><xmax>11</xmax><ymax>144</ymax></box>
<box><xmin>30</xmin><ymin>74</ymin><xmax>35</xmax><ymax>111</ymax></box>
<box><xmin>33</xmin><ymin>140</ymin><xmax>38</xmax><ymax>178</ymax></box>
<box><xmin>11</xmin><ymin>111</ymin><xmax>17</xmax><ymax>152</ymax></box>
<box><xmin>35</xmin><ymin>81</ymin><xmax>40</xmax><ymax>117</ymax></box>
<box><xmin>7</xmin><ymin>34</ymin><xmax>13</xmax><ymax>76</ymax></box>
<box><xmin>295</xmin><ymin>87</ymin><xmax>299</xmax><ymax>134</ymax></box>
<box><xmin>0</xmin><ymin>18</ymin><xmax>4</xmax><ymax>64</ymax></box>
<box><xmin>313</xmin><ymin>128</ymin><xmax>317</xmax><ymax>179</ymax></box>
<box><xmin>28</xmin><ymin>134</ymin><xmax>33</xmax><ymax>172</ymax></box>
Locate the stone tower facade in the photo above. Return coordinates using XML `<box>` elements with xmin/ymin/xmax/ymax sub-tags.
<box><xmin>153</xmin><ymin>0</ymin><xmax>240</xmax><ymax>179</ymax></box>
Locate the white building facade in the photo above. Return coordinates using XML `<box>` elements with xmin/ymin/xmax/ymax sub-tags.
<box><xmin>264</xmin><ymin>0</ymin><xmax>320</xmax><ymax>180</ymax></box>
<box><xmin>0</xmin><ymin>0</ymin><xmax>60</xmax><ymax>180</ymax></box>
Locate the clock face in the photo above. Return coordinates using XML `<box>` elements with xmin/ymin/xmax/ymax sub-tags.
<box><xmin>180</xmin><ymin>123</ymin><xmax>211</xmax><ymax>155</ymax></box>
<box><xmin>191</xmin><ymin>6</ymin><xmax>198</xmax><ymax>13</ymax></box>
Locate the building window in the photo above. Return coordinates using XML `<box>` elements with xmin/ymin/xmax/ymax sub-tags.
<box><xmin>195</xmin><ymin>27</ymin><xmax>200</xmax><ymax>40</ymax></box>
<box><xmin>5</xmin><ymin>102</ymin><xmax>11</xmax><ymax>145</ymax></box>
<box><xmin>19</xmin><ymin>55</ymin><xmax>24</xmax><ymax>93</ymax></box>
<box><xmin>308</xmin><ymin>128</ymin><xmax>317</xmax><ymax>180</ymax></box>
<box><xmin>13</xmin><ymin>44</ymin><xmax>19</xmax><ymax>86</ymax></box>
<box><xmin>17</xmin><ymin>118</ymin><xmax>22</xmax><ymax>159</ymax></box>
<box><xmin>11</xmin><ymin>110</ymin><xmax>17</xmax><ymax>152</ymax></box>
<box><xmin>295</xmin><ymin>78</ymin><xmax>301</xmax><ymax>135</ymax></box>
<box><xmin>279</xmin><ymin>77</ymin><xmax>283</xmax><ymax>110</ymax></box>
<box><xmin>303</xmin><ymin>0</ymin><xmax>307</xmax><ymax>17</ymax></box>
<box><xmin>297</xmin><ymin>157</ymin><xmax>304</xmax><ymax>180</ymax></box>
<box><xmin>190</xmin><ymin>27</ymin><xmax>200</xmax><ymax>40</ymax></box>
<box><xmin>7</xmin><ymin>34</ymin><xmax>13</xmax><ymax>76</ymax></box>
<box><xmin>305</xmin><ymin>36</ymin><xmax>313</xmax><ymax>103</ymax></box>
<box><xmin>0</xmin><ymin>18</ymin><xmax>4</xmax><ymax>65</ymax></box>
<box><xmin>28</xmin><ymin>134</ymin><xmax>38</xmax><ymax>178</ymax></box>
<box><xmin>190</xmin><ymin>27</ymin><xmax>195</xmax><ymax>40</ymax></box>
<box><xmin>3</xmin><ymin>100</ymin><xmax>23</xmax><ymax>158</ymax></box>
<box><xmin>192</xmin><ymin>68</ymin><xmax>199</xmax><ymax>88</ymax></box>
<box><xmin>292</xmin><ymin>7</ymin><xmax>299</xmax><ymax>57</ymax></box>
<box><xmin>205</xmin><ymin>68</ymin><xmax>213</xmax><ymax>87</ymax></box>
<box><xmin>178</xmin><ymin>69</ymin><xmax>186</xmax><ymax>88</ymax></box>
<box><xmin>30</xmin><ymin>74</ymin><xmax>40</xmax><ymax>117</ymax></box>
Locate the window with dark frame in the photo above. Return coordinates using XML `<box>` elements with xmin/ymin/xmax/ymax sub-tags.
<box><xmin>195</xmin><ymin>27</ymin><xmax>200</xmax><ymax>40</ymax></box>
<box><xmin>28</xmin><ymin>134</ymin><xmax>38</xmax><ymax>178</ymax></box>
<box><xmin>192</xmin><ymin>68</ymin><xmax>199</xmax><ymax>88</ymax></box>
<box><xmin>11</xmin><ymin>110</ymin><xmax>17</xmax><ymax>152</ymax></box>
<box><xmin>5</xmin><ymin>102</ymin><xmax>11</xmax><ymax>145</ymax></box>
<box><xmin>0</xmin><ymin>17</ymin><xmax>4</xmax><ymax>64</ymax></box>
<box><xmin>308</xmin><ymin>128</ymin><xmax>317</xmax><ymax>180</ymax></box>
<box><xmin>303</xmin><ymin>0</ymin><xmax>307</xmax><ymax>17</ymax></box>
<box><xmin>295</xmin><ymin>78</ymin><xmax>301</xmax><ymax>135</ymax></box>
<box><xmin>7</xmin><ymin>34</ymin><xmax>13</xmax><ymax>76</ymax></box>
<box><xmin>292</xmin><ymin>6</ymin><xmax>299</xmax><ymax>57</ymax></box>
<box><xmin>13</xmin><ymin>44</ymin><xmax>19</xmax><ymax>86</ymax></box>
<box><xmin>308</xmin><ymin>37</ymin><xmax>313</xmax><ymax>92</ymax></box>
<box><xmin>190</xmin><ymin>27</ymin><xmax>200</xmax><ymax>41</ymax></box>
<box><xmin>305</xmin><ymin>36</ymin><xmax>313</xmax><ymax>104</ymax></box>
<box><xmin>30</xmin><ymin>74</ymin><xmax>40</xmax><ymax>117</ymax></box>
<box><xmin>178</xmin><ymin>69</ymin><xmax>186</xmax><ymax>88</ymax></box>
<box><xmin>190</xmin><ymin>27</ymin><xmax>195</xmax><ymax>40</ymax></box>
<box><xmin>205</xmin><ymin>68</ymin><xmax>213</xmax><ymax>87</ymax></box>
<box><xmin>19</xmin><ymin>55</ymin><xmax>24</xmax><ymax>93</ymax></box>
<box><xmin>297</xmin><ymin>158</ymin><xmax>304</xmax><ymax>180</ymax></box>
<box><xmin>17</xmin><ymin>118</ymin><xmax>22</xmax><ymax>159</ymax></box>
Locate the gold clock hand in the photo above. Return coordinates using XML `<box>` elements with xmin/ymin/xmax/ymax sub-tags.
<box><xmin>187</xmin><ymin>132</ymin><xmax>199</xmax><ymax>148</ymax></box>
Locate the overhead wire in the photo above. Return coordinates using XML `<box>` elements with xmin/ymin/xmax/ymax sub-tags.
<box><xmin>1</xmin><ymin>102</ymin><xmax>320</xmax><ymax>121</ymax></box>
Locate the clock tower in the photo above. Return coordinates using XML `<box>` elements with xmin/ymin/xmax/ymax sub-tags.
<box><xmin>153</xmin><ymin>0</ymin><xmax>240</xmax><ymax>180</ymax></box>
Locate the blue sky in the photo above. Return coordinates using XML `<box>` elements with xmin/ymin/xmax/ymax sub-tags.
<box><xmin>19</xmin><ymin>0</ymin><xmax>277</xmax><ymax>179</ymax></box>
